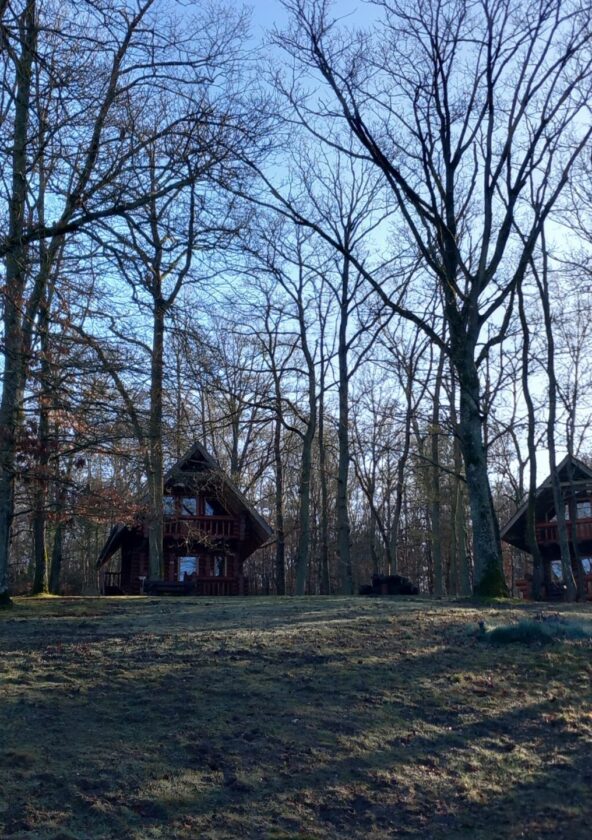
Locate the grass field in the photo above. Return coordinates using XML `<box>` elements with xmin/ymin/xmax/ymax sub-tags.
<box><xmin>1</xmin><ymin>596</ymin><xmax>592</xmax><ymax>839</ymax></box>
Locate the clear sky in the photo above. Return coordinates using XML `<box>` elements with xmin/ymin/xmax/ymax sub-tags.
<box><xmin>248</xmin><ymin>0</ymin><xmax>376</xmax><ymax>40</ymax></box>
<box><xmin>250</xmin><ymin>0</ymin><xmax>288</xmax><ymax>34</ymax></box>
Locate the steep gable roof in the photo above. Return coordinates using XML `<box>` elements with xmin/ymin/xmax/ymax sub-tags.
<box><xmin>164</xmin><ymin>440</ymin><xmax>219</xmax><ymax>479</ymax></box>
<box><xmin>500</xmin><ymin>454</ymin><xmax>592</xmax><ymax>552</ymax></box>
<box><xmin>164</xmin><ymin>440</ymin><xmax>273</xmax><ymax>547</ymax></box>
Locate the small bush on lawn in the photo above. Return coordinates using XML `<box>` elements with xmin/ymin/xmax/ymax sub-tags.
<box><xmin>486</xmin><ymin>620</ymin><xmax>554</xmax><ymax>645</ymax></box>
<box><xmin>473</xmin><ymin>617</ymin><xmax>592</xmax><ymax>645</ymax></box>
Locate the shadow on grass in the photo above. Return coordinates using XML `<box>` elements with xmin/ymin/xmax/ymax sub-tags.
<box><xmin>1</xmin><ymin>597</ymin><xmax>591</xmax><ymax>838</ymax></box>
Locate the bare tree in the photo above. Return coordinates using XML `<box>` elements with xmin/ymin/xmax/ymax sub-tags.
<box><xmin>0</xmin><ymin>0</ymin><xmax>261</xmax><ymax>601</ymax></box>
<box><xmin>258</xmin><ymin>0</ymin><xmax>592</xmax><ymax>595</ymax></box>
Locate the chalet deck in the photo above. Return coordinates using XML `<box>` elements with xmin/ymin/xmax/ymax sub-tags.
<box><xmin>96</xmin><ymin>441</ymin><xmax>272</xmax><ymax>596</ymax></box>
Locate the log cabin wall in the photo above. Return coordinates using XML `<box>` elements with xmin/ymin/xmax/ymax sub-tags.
<box><xmin>116</xmin><ymin>517</ymin><xmax>248</xmax><ymax>595</ymax></box>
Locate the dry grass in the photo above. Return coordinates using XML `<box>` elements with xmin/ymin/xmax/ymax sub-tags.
<box><xmin>1</xmin><ymin>595</ymin><xmax>592</xmax><ymax>839</ymax></box>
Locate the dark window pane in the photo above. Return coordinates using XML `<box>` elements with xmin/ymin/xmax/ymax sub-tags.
<box><xmin>182</xmin><ymin>498</ymin><xmax>196</xmax><ymax>516</ymax></box>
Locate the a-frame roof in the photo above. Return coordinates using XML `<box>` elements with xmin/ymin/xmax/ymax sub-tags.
<box><xmin>96</xmin><ymin>440</ymin><xmax>273</xmax><ymax>569</ymax></box>
<box><xmin>500</xmin><ymin>454</ymin><xmax>592</xmax><ymax>552</ymax></box>
<box><xmin>164</xmin><ymin>440</ymin><xmax>273</xmax><ymax>547</ymax></box>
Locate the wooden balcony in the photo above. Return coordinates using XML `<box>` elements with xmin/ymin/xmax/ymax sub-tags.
<box><xmin>163</xmin><ymin>515</ymin><xmax>240</xmax><ymax>540</ymax></box>
<box><xmin>535</xmin><ymin>518</ymin><xmax>592</xmax><ymax>545</ymax></box>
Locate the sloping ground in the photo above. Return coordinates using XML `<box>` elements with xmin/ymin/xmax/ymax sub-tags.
<box><xmin>1</xmin><ymin>596</ymin><xmax>591</xmax><ymax>839</ymax></box>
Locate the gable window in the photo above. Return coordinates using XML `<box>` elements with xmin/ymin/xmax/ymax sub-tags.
<box><xmin>214</xmin><ymin>555</ymin><xmax>226</xmax><ymax>577</ymax></box>
<box><xmin>560</xmin><ymin>500</ymin><xmax>592</xmax><ymax>521</ymax></box>
<box><xmin>181</xmin><ymin>497</ymin><xmax>197</xmax><ymax>516</ymax></box>
<box><xmin>163</xmin><ymin>496</ymin><xmax>175</xmax><ymax>515</ymax></box>
<box><xmin>577</xmin><ymin>501</ymin><xmax>592</xmax><ymax>519</ymax></box>
<box><xmin>204</xmin><ymin>498</ymin><xmax>225</xmax><ymax>516</ymax></box>
<box><xmin>178</xmin><ymin>556</ymin><xmax>199</xmax><ymax>580</ymax></box>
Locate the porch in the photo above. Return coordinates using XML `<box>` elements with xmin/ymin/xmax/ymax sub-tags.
<box><xmin>144</xmin><ymin>576</ymin><xmax>248</xmax><ymax>596</ymax></box>
<box><xmin>516</xmin><ymin>565</ymin><xmax>592</xmax><ymax>601</ymax></box>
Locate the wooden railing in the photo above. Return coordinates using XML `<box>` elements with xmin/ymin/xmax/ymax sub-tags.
<box><xmin>144</xmin><ymin>576</ymin><xmax>245</xmax><ymax>596</ymax></box>
<box><xmin>103</xmin><ymin>571</ymin><xmax>122</xmax><ymax>592</ymax></box>
<box><xmin>536</xmin><ymin>519</ymin><xmax>592</xmax><ymax>544</ymax></box>
<box><xmin>189</xmin><ymin>577</ymin><xmax>238</xmax><ymax>596</ymax></box>
<box><xmin>516</xmin><ymin>573</ymin><xmax>592</xmax><ymax>601</ymax></box>
<box><xmin>163</xmin><ymin>515</ymin><xmax>239</xmax><ymax>540</ymax></box>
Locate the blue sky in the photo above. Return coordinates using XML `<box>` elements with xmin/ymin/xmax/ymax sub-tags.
<box><xmin>248</xmin><ymin>0</ymin><xmax>374</xmax><ymax>38</ymax></box>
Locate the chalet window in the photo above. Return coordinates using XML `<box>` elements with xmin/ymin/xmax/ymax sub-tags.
<box><xmin>581</xmin><ymin>558</ymin><xmax>592</xmax><ymax>574</ymax></box>
<box><xmin>178</xmin><ymin>556</ymin><xmax>199</xmax><ymax>580</ymax></box>
<box><xmin>558</xmin><ymin>500</ymin><xmax>592</xmax><ymax>521</ymax></box>
<box><xmin>181</xmin><ymin>497</ymin><xmax>197</xmax><ymax>516</ymax></box>
<box><xmin>551</xmin><ymin>561</ymin><xmax>563</xmax><ymax>582</ymax></box>
<box><xmin>214</xmin><ymin>555</ymin><xmax>226</xmax><ymax>577</ymax></box>
<box><xmin>577</xmin><ymin>501</ymin><xmax>592</xmax><ymax>519</ymax></box>
<box><xmin>163</xmin><ymin>496</ymin><xmax>175</xmax><ymax>515</ymax></box>
<box><xmin>205</xmin><ymin>498</ymin><xmax>225</xmax><ymax>516</ymax></box>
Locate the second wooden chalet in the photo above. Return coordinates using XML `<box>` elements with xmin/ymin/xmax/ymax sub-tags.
<box><xmin>501</xmin><ymin>455</ymin><xmax>592</xmax><ymax>600</ymax></box>
<box><xmin>96</xmin><ymin>442</ymin><xmax>272</xmax><ymax>596</ymax></box>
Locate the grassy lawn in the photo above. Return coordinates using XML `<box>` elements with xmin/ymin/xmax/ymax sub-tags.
<box><xmin>1</xmin><ymin>596</ymin><xmax>592</xmax><ymax>839</ymax></box>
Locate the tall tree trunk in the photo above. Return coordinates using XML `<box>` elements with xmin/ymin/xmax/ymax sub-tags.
<box><xmin>563</xmin><ymin>352</ymin><xmax>586</xmax><ymax>600</ymax></box>
<box><xmin>431</xmin><ymin>350</ymin><xmax>445</xmax><ymax>597</ymax></box>
<box><xmin>547</xmin><ymin>440</ymin><xmax>575</xmax><ymax>600</ymax></box>
<box><xmin>336</xmin><ymin>258</ymin><xmax>352</xmax><ymax>594</ymax></box>
<box><xmin>32</xmin><ymin>385</ymin><xmax>50</xmax><ymax>595</ymax></box>
<box><xmin>455</xmin><ymin>349</ymin><xmax>507</xmax><ymax>596</ymax></box>
<box><xmin>295</xmin><ymin>416</ymin><xmax>315</xmax><ymax>595</ymax></box>
<box><xmin>369</xmin><ymin>508</ymin><xmax>380</xmax><ymax>576</ymax></box>
<box><xmin>273</xmin><ymin>405</ymin><xmax>286</xmax><ymax>596</ymax></box>
<box><xmin>449</xmin><ymin>368</ymin><xmax>472</xmax><ymax>596</ymax></box>
<box><xmin>31</xmin><ymin>284</ymin><xmax>54</xmax><ymax>595</ymax></box>
<box><xmin>48</xmin><ymin>444</ymin><xmax>70</xmax><ymax>594</ymax></box>
<box><xmin>49</xmin><ymin>521</ymin><xmax>64</xmax><ymax>595</ymax></box>
<box><xmin>230</xmin><ymin>401</ymin><xmax>240</xmax><ymax>480</ymax></box>
<box><xmin>317</xmin><ymin>362</ymin><xmax>330</xmax><ymax>595</ymax></box>
<box><xmin>517</xmin><ymin>283</ymin><xmax>544</xmax><ymax>599</ymax></box>
<box><xmin>174</xmin><ymin>349</ymin><xmax>184</xmax><ymax>460</ymax></box>
<box><xmin>0</xmin><ymin>1</ymin><xmax>36</xmax><ymax>606</ymax></box>
<box><xmin>147</xmin><ymin>301</ymin><xmax>165</xmax><ymax>580</ymax></box>
<box><xmin>294</xmin><ymin>272</ymin><xmax>317</xmax><ymax>596</ymax></box>
<box><xmin>535</xmin><ymin>238</ymin><xmax>576</xmax><ymax>601</ymax></box>
<box><xmin>566</xmin><ymin>460</ymin><xmax>586</xmax><ymax>601</ymax></box>
<box><xmin>391</xmin><ymin>377</ymin><xmax>413</xmax><ymax>574</ymax></box>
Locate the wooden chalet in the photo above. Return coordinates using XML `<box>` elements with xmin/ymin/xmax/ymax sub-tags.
<box><xmin>96</xmin><ymin>442</ymin><xmax>272</xmax><ymax>596</ymax></box>
<box><xmin>501</xmin><ymin>455</ymin><xmax>592</xmax><ymax>600</ymax></box>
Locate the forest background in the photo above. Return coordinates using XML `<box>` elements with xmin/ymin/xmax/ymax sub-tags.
<box><xmin>2</xmin><ymin>0</ymin><xmax>592</xmax><ymax>603</ymax></box>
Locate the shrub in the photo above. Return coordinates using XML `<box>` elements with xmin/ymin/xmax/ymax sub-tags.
<box><xmin>475</xmin><ymin>617</ymin><xmax>592</xmax><ymax>645</ymax></box>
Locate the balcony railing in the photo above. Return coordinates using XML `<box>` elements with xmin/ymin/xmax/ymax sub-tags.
<box><xmin>163</xmin><ymin>515</ymin><xmax>239</xmax><ymax>540</ymax></box>
<box><xmin>536</xmin><ymin>518</ymin><xmax>592</xmax><ymax>544</ymax></box>
<box><xmin>102</xmin><ymin>571</ymin><xmax>122</xmax><ymax>593</ymax></box>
